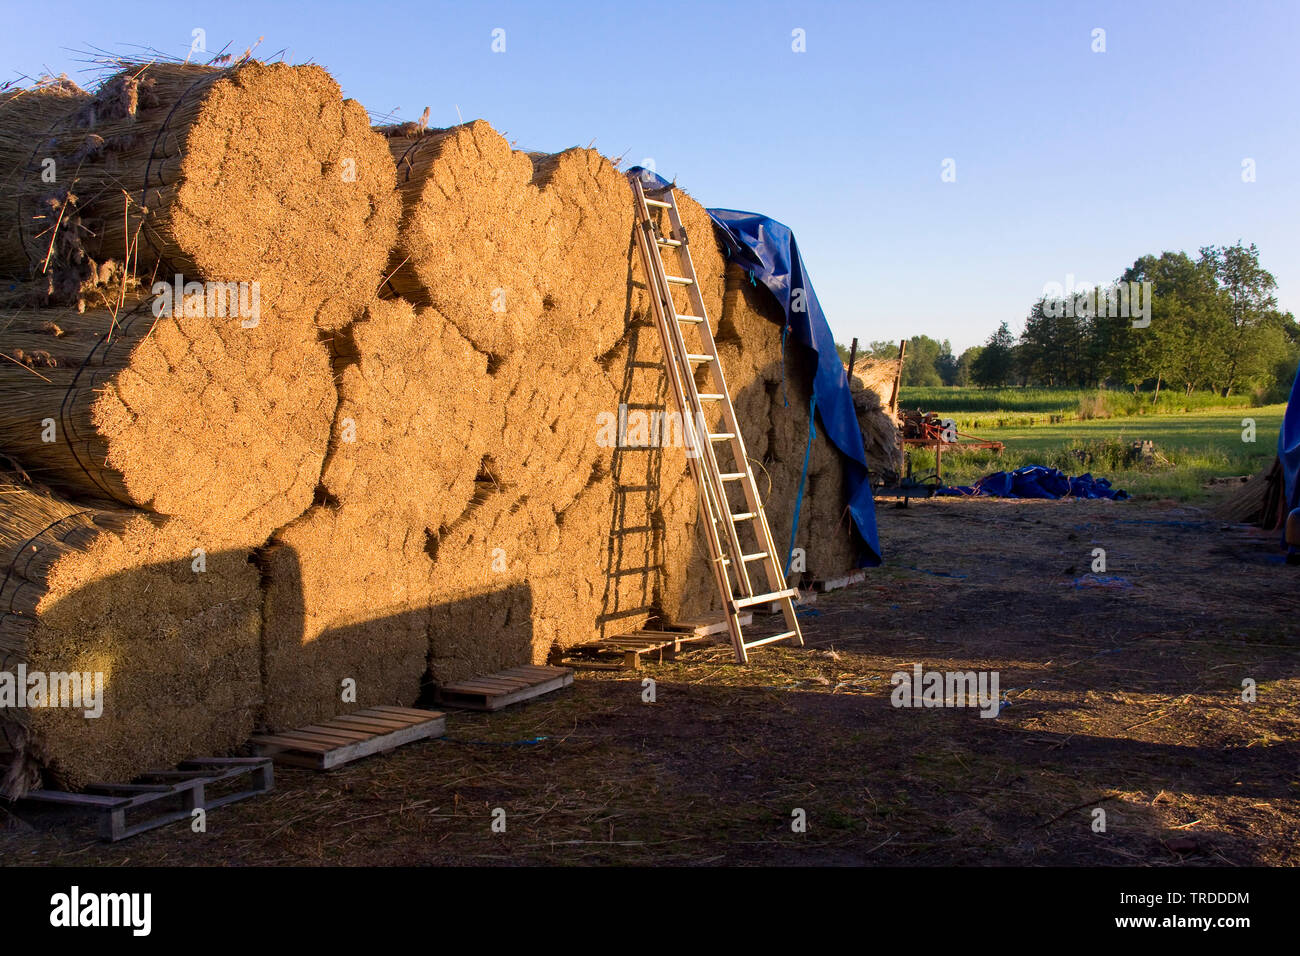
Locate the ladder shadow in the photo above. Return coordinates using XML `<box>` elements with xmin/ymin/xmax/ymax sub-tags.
<box><xmin>597</xmin><ymin>319</ymin><xmax>667</xmax><ymax>638</ymax></box>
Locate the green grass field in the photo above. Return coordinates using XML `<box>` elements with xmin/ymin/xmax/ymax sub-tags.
<box><xmin>901</xmin><ymin>398</ymin><xmax>1285</xmax><ymax>499</ymax></box>
<box><xmin>898</xmin><ymin>386</ymin><xmax>1262</xmax><ymax>430</ymax></box>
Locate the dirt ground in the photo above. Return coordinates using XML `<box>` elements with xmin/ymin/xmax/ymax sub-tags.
<box><xmin>3</xmin><ymin>494</ymin><xmax>1298</xmax><ymax>866</ymax></box>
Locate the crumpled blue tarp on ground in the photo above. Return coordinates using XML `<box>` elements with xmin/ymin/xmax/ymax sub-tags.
<box><xmin>938</xmin><ymin>465</ymin><xmax>1129</xmax><ymax>500</ymax></box>
<box><xmin>626</xmin><ymin>167</ymin><xmax>882</xmax><ymax>567</ymax></box>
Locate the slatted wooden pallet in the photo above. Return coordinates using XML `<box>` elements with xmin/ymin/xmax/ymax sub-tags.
<box><xmin>559</xmin><ymin>629</ymin><xmax>710</xmax><ymax>671</ymax></box>
<box><xmin>434</xmin><ymin>664</ymin><xmax>573</xmax><ymax>711</ymax></box>
<box><xmin>251</xmin><ymin>705</ymin><xmax>445</xmax><ymax>770</ymax></box>
<box><xmin>662</xmin><ymin>613</ymin><xmax>752</xmax><ymax>638</ymax></box>
<box><xmin>19</xmin><ymin>756</ymin><xmax>273</xmax><ymax>842</ymax></box>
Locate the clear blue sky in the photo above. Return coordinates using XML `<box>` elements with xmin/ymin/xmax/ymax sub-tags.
<box><xmin>7</xmin><ymin>0</ymin><xmax>1297</xmax><ymax>352</ymax></box>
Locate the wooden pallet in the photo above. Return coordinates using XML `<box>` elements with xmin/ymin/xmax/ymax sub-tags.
<box><xmin>251</xmin><ymin>705</ymin><xmax>445</xmax><ymax>770</ymax></box>
<box><xmin>434</xmin><ymin>664</ymin><xmax>573</xmax><ymax>711</ymax></box>
<box><xmin>811</xmin><ymin>569</ymin><xmax>867</xmax><ymax>593</ymax></box>
<box><xmin>19</xmin><ymin>756</ymin><xmax>273</xmax><ymax>842</ymax></box>
<box><xmin>662</xmin><ymin>613</ymin><xmax>753</xmax><ymax>638</ymax></box>
<box><xmin>559</xmin><ymin>629</ymin><xmax>709</xmax><ymax>671</ymax></box>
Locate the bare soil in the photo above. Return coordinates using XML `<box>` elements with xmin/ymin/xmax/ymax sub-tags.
<box><xmin>4</xmin><ymin>495</ymin><xmax>1297</xmax><ymax>866</ymax></box>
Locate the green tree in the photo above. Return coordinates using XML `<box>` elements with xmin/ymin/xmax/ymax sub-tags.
<box><xmin>954</xmin><ymin>346</ymin><xmax>982</xmax><ymax>386</ymax></box>
<box><xmin>1117</xmin><ymin>252</ymin><xmax>1221</xmax><ymax>396</ymax></box>
<box><xmin>935</xmin><ymin>340</ymin><xmax>959</xmax><ymax>385</ymax></box>
<box><xmin>1019</xmin><ymin>297</ymin><xmax>1091</xmax><ymax>386</ymax></box>
<box><xmin>972</xmin><ymin>323</ymin><xmax>1016</xmax><ymax>386</ymax></box>
<box><xmin>899</xmin><ymin>335</ymin><xmax>945</xmax><ymax>387</ymax></box>
<box><xmin>1200</xmin><ymin>241</ymin><xmax>1281</xmax><ymax>395</ymax></box>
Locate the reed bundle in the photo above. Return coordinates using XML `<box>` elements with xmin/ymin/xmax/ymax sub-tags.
<box><xmin>0</xmin><ymin>476</ymin><xmax>260</xmax><ymax>796</ymax></box>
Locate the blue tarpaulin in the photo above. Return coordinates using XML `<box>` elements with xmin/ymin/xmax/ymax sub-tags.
<box><xmin>938</xmin><ymin>465</ymin><xmax>1129</xmax><ymax>501</ymax></box>
<box><xmin>1280</xmin><ymin>360</ymin><xmax>1300</xmax><ymax>520</ymax></box>
<box><xmin>628</xmin><ymin>168</ymin><xmax>882</xmax><ymax>567</ymax></box>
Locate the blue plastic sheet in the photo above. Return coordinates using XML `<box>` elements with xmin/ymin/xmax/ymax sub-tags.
<box><xmin>627</xmin><ymin>167</ymin><xmax>882</xmax><ymax>567</ymax></box>
<box><xmin>938</xmin><ymin>465</ymin><xmax>1129</xmax><ymax>501</ymax></box>
<box><xmin>1280</xmin><ymin>360</ymin><xmax>1300</xmax><ymax>517</ymax></box>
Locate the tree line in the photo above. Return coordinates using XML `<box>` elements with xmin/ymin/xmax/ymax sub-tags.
<box><xmin>840</xmin><ymin>242</ymin><xmax>1299</xmax><ymax>400</ymax></box>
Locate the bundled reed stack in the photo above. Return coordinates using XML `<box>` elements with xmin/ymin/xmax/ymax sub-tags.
<box><xmin>0</xmin><ymin>293</ymin><xmax>337</xmax><ymax>543</ymax></box>
<box><xmin>259</xmin><ymin>298</ymin><xmax>501</xmax><ymax>729</ymax></box>
<box><xmin>0</xmin><ymin>60</ymin><xmax>399</xmax><ymax>328</ymax></box>
<box><xmin>0</xmin><ymin>77</ymin><xmax>92</xmax><ymax>296</ymax></box>
<box><xmin>0</xmin><ymin>74</ymin><xmax>873</xmax><ymax>777</ymax></box>
<box><xmin>0</xmin><ymin>476</ymin><xmax>261</xmax><ymax>797</ymax></box>
<box><xmin>380</xmin><ymin>120</ymin><xmax>633</xmax><ymax>361</ymax></box>
<box><xmin>849</xmin><ymin>358</ymin><xmax>904</xmax><ymax>480</ymax></box>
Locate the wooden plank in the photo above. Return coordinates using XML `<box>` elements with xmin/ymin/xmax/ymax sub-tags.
<box><xmin>326</xmin><ymin>714</ymin><xmax>415</xmax><ymax>734</ymax></box>
<box><xmin>500</xmin><ymin>665</ymin><xmax>568</xmax><ymax>676</ymax></box>
<box><xmin>366</xmin><ymin>705</ymin><xmax>441</xmax><ymax>721</ymax></box>
<box><xmin>281</xmin><ymin>728</ymin><xmax>363</xmax><ymax>747</ymax></box>
<box><xmin>86</xmin><ymin>783</ymin><xmax>176</xmax><ymax>794</ymax></box>
<box><xmin>251</xmin><ymin>732</ymin><xmax>336</xmax><ymax>754</ymax></box>
<box><xmin>559</xmin><ymin>659</ymin><xmax>624</xmax><ymax>671</ymax></box>
<box><xmin>298</xmin><ymin>724</ymin><xmax>372</xmax><ymax>743</ymax></box>
<box><xmin>335</xmin><ymin>709</ymin><xmax>414</xmax><ymax>728</ymax></box>
<box><xmin>494</xmin><ymin>669</ymin><xmax>554</xmax><ymax>680</ymax></box>
<box><xmin>440</xmin><ymin>680</ymin><xmax>516</xmax><ymax>695</ymax></box>
<box><xmin>22</xmin><ymin>789</ymin><xmax>130</xmax><ymax>809</ymax></box>
<box><xmin>441</xmin><ymin>676</ymin><xmax>525</xmax><ymax>690</ymax></box>
<box><xmin>445</xmin><ymin>676</ymin><xmax>530</xmax><ymax>691</ymax></box>
<box><xmin>455</xmin><ymin>671</ymin><xmax>537</xmax><ymax>685</ymax></box>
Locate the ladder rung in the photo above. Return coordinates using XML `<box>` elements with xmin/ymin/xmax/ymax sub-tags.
<box><xmin>644</xmin><ymin>198</ymin><xmax>671</xmax><ymax>209</ymax></box>
<box><xmin>665</xmin><ymin>275</ymin><xmax>694</xmax><ymax>286</ymax></box>
<box><xmin>731</xmin><ymin>512</ymin><xmax>756</xmax><ymax>521</ymax></box>
<box><xmin>720</xmin><ymin>472</ymin><xmax>745</xmax><ymax>480</ymax></box>
<box><xmin>743</xmin><ymin>631</ymin><xmax>800</xmax><ymax>650</ymax></box>
<box><xmin>686</xmin><ymin>354</ymin><xmax>714</xmax><ymax>363</ymax></box>
<box><xmin>698</xmin><ymin>393</ymin><xmax>724</xmax><ymax>401</ymax></box>
<box><xmin>676</xmin><ymin>313</ymin><xmax>704</xmax><ymax>323</ymax></box>
<box><xmin>734</xmin><ymin>588</ymin><xmax>799</xmax><ymax>609</ymax></box>
<box><xmin>709</xmin><ymin>432</ymin><xmax>735</xmax><ymax>441</ymax></box>
<box><xmin>657</xmin><ymin>237</ymin><xmax>682</xmax><ymax>247</ymax></box>
<box><xmin>741</xmin><ymin>552</ymin><xmax>768</xmax><ymax>562</ymax></box>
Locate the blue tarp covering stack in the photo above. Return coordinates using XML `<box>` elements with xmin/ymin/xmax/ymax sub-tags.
<box><xmin>1279</xmin><ymin>360</ymin><xmax>1300</xmax><ymax>558</ymax></box>
<box><xmin>938</xmin><ymin>465</ymin><xmax>1129</xmax><ymax>501</ymax></box>
<box><xmin>627</xmin><ymin>168</ymin><xmax>882</xmax><ymax>567</ymax></box>
<box><xmin>1280</xmin><ymin>360</ymin><xmax>1300</xmax><ymax>520</ymax></box>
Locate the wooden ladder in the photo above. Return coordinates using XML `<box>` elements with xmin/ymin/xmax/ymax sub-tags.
<box><xmin>629</xmin><ymin>174</ymin><xmax>803</xmax><ymax>663</ymax></box>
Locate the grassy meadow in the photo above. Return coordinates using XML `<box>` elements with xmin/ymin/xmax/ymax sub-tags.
<box><xmin>895</xmin><ymin>387</ymin><xmax>1285</xmax><ymax>499</ymax></box>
